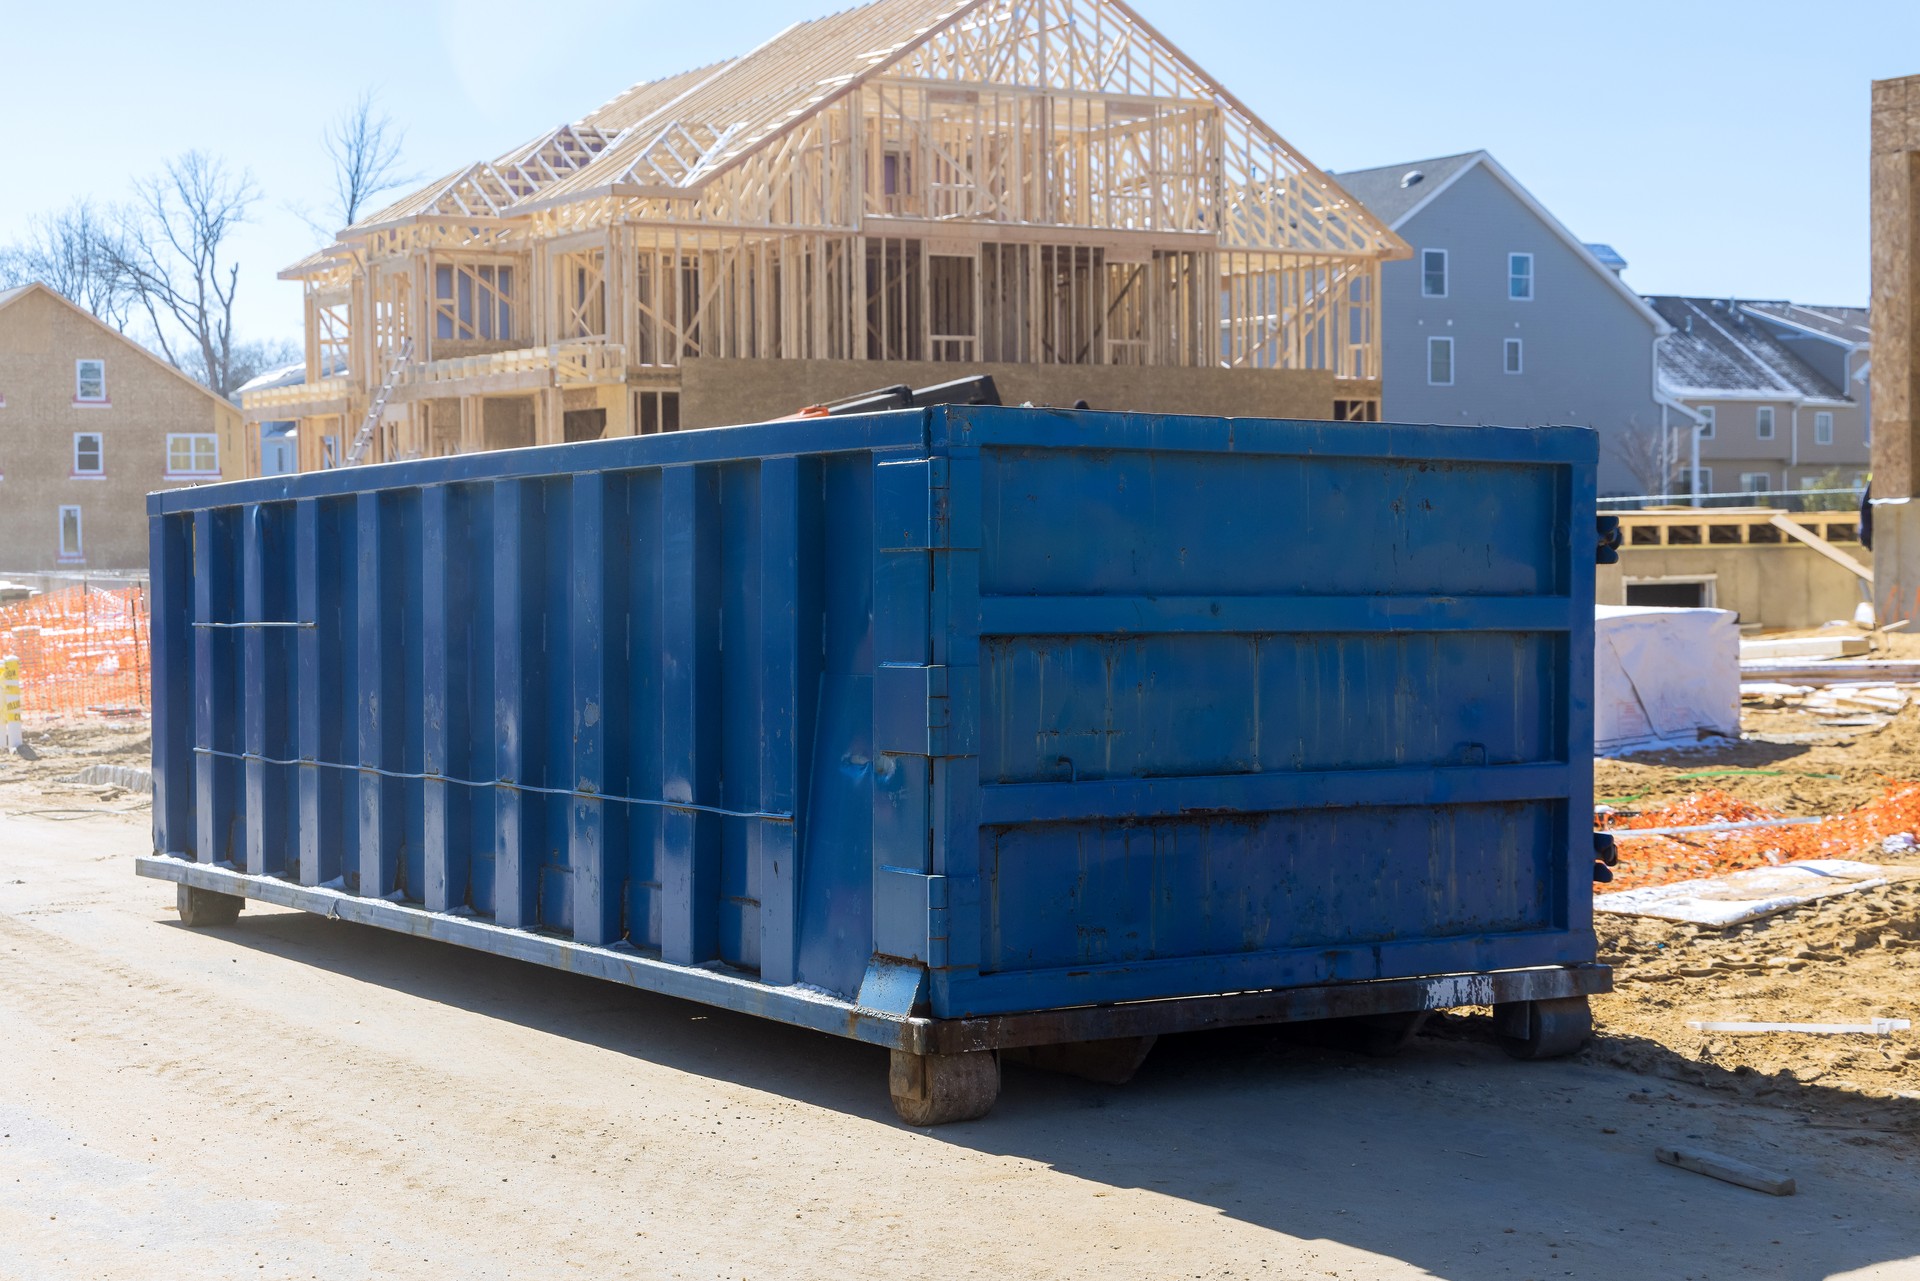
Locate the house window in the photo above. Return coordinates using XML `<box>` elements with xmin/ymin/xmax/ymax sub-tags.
<box><xmin>1504</xmin><ymin>338</ymin><xmax>1523</xmax><ymax>374</ymax></box>
<box><xmin>1508</xmin><ymin>253</ymin><xmax>1534</xmax><ymax>301</ymax></box>
<box><xmin>166</xmin><ymin>433</ymin><xmax>219</xmax><ymax>478</ymax></box>
<box><xmin>433</xmin><ymin>261</ymin><xmax>516</xmax><ymax>342</ymax></box>
<box><xmin>1427</xmin><ymin>336</ymin><xmax>1454</xmax><ymax>386</ymax></box>
<box><xmin>75</xmin><ymin>359</ymin><xmax>107</xmax><ymax>404</ymax></box>
<box><xmin>1421</xmin><ymin>249</ymin><xmax>1447</xmax><ymax>298</ymax></box>
<box><xmin>1741</xmin><ymin>472</ymin><xmax>1772</xmax><ymax>494</ymax></box>
<box><xmin>636</xmin><ymin>390</ymin><xmax>681</xmax><ymax>435</ymax></box>
<box><xmin>1687</xmin><ymin>467</ymin><xmax>1713</xmax><ymax>496</ymax></box>
<box><xmin>72</xmin><ymin>432</ymin><xmax>104</xmax><ymax>476</ymax></box>
<box><xmin>1814</xmin><ymin>411</ymin><xmax>1834</xmax><ymax>445</ymax></box>
<box><xmin>58</xmin><ymin>506</ymin><xmax>83</xmax><ymax>561</ymax></box>
<box><xmin>1756</xmin><ymin>406</ymin><xmax>1775</xmax><ymax>440</ymax></box>
<box><xmin>1696</xmin><ymin>405</ymin><xmax>1716</xmax><ymax>439</ymax></box>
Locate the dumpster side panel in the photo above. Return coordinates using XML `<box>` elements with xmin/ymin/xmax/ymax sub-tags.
<box><xmin>933</xmin><ymin>410</ymin><xmax>1596</xmax><ymax>1017</ymax></box>
<box><xmin>149</xmin><ymin>417</ymin><xmax>923</xmax><ymax>1007</ymax></box>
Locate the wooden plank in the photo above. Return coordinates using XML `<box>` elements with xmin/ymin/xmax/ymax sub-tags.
<box><xmin>1656</xmin><ymin>1147</ymin><xmax>1796</xmax><ymax>1197</ymax></box>
<box><xmin>1770</xmin><ymin>513</ymin><xmax>1874</xmax><ymax>583</ymax></box>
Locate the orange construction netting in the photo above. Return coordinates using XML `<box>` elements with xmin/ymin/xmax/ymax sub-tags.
<box><xmin>1598</xmin><ymin>785</ymin><xmax>1920</xmax><ymax>892</ymax></box>
<box><xmin>0</xmin><ymin>584</ymin><xmax>151</xmax><ymax>722</ymax></box>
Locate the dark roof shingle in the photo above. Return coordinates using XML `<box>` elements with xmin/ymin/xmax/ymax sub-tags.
<box><xmin>1331</xmin><ymin>152</ymin><xmax>1482</xmax><ymax>228</ymax></box>
<box><xmin>1647</xmin><ymin>296</ymin><xmax>1850</xmax><ymax>399</ymax></box>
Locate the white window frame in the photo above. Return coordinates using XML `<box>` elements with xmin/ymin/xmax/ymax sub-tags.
<box><xmin>1740</xmin><ymin>472</ymin><xmax>1772</xmax><ymax>494</ymax></box>
<box><xmin>72</xmin><ymin>431</ymin><xmax>104</xmax><ymax>476</ymax></box>
<box><xmin>1689</xmin><ymin>466</ymin><xmax>1713</xmax><ymax>495</ymax></box>
<box><xmin>1696</xmin><ymin>405</ymin><xmax>1716</xmax><ymax>439</ymax></box>
<box><xmin>58</xmin><ymin>505</ymin><xmax>84</xmax><ymax>562</ymax></box>
<box><xmin>74</xmin><ymin>358</ymin><xmax>107</xmax><ymax>404</ymax></box>
<box><xmin>1421</xmin><ymin>249</ymin><xmax>1448</xmax><ymax>299</ymax></box>
<box><xmin>1755</xmin><ymin>405</ymin><xmax>1775</xmax><ymax>440</ymax></box>
<box><xmin>1814</xmin><ymin>411</ymin><xmax>1834</xmax><ymax>445</ymax></box>
<box><xmin>165</xmin><ymin>432</ymin><xmax>220</xmax><ymax>479</ymax></box>
<box><xmin>1508</xmin><ymin>253</ymin><xmax>1535</xmax><ymax>301</ymax></box>
<box><xmin>1503</xmin><ymin>338</ymin><xmax>1523</xmax><ymax>375</ymax></box>
<box><xmin>1427</xmin><ymin>336</ymin><xmax>1454</xmax><ymax>386</ymax></box>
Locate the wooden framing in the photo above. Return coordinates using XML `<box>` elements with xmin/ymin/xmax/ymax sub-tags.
<box><xmin>1619</xmin><ymin>507</ymin><xmax>1865</xmax><ymax>550</ymax></box>
<box><xmin>249</xmin><ymin>0</ymin><xmax>1406</xmax><ymax>472</ymax></box>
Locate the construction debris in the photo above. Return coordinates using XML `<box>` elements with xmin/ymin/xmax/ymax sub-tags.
<box><xmin>1741</xmin><ymin>660</ymin><xmax>1920</xmax><ymax>684</ymax></box>
<box><xmin>1596</xmin><ymin>860</ymin><xmax>1907</xmax><ymax>926</ymax></box>
<box><xmin>1740</xmin><ymin>681</ymin><xmax>1913</xmax><ymax>733</ymax></box>
<box><xmin>1656</xmin><ymin>1147</ymin><xmax>1796</xmax><ymax>1197</ymax></box>
<box><xmin>1741</xmin><ymin>636</ymin><xmax>1871</xmax><ymax>661</ymax></box>
<box><xmin>1685</xmin><ymin>1018</ymin><xmax>1910</xmax><ymax>1035</ymax></box>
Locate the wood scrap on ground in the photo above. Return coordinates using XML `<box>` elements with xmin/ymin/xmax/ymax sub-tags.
<box><xmin>1656</xmin><ymin>1147</ymin><xmax>1796</xmax><ymax>1196</ymax></box>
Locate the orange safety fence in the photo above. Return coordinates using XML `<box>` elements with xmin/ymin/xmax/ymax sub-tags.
<box><xmin>1598</xmin><ymin>784</ymin><xmax>1920</xmax><ymax>892</ymax></box>
<box><xmin>0</xmin><ymin>583</ymin><xmax>151</xmax><ymax>722</ymax></box>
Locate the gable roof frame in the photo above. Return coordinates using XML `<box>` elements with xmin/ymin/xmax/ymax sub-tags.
<box><xmin>507</xmin><ymin>0</ymin><xmax>1403</xmax><ymax>257</ymax></box>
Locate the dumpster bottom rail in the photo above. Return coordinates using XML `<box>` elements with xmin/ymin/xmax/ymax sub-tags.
<box><xmin>136</xmin><ymin>854</ymin><xmax>1612</xmax><ymax>1057</ymax></box>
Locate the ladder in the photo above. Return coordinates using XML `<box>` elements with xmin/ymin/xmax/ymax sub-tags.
<box><xmin>342</xmin><ymin>338</ymin><xmax>414</xmax><ymax>467</ymax></box>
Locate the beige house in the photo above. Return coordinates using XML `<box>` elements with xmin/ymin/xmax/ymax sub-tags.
<box><xmin>1647</xmin><ymin>296</ymin><xmax>1871</xmax><ymax>497</ymax></box>
<box><xmin>0</xmin><ymin>283</ymin><xmax>241</xmax><ymax>571</ymax></box>
<box><xmin>241</xmin><ymin>0</ymin><xmax>1405</xmax><ymax>475</ymax></box>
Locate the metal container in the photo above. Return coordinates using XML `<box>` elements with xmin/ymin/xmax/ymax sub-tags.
<box><xmin>139</xmin><ymin>406</ymin><xmax>1610</xmax><ymax>1123</ymax></box>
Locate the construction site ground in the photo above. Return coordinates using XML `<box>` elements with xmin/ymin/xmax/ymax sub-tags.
<box><xmin>2</xmin><ymin>722</ymin><xmax>1918</xmax><ymax>1279</ymax></box>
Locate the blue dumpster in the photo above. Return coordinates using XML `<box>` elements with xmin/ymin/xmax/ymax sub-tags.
<box><xmin>138</xmin><ymin>406</ymin><xmax>1610</xmax><ymax>1123</ymax></box>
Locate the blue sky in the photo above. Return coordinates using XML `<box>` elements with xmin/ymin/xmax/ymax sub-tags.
<box><xmin>2</xmin><ymin>0</ymin><xmax>1915</xmax><ymax>346</ymax></box>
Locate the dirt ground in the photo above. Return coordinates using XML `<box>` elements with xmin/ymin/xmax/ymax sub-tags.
<box><xmin>0</xmin><ymin>720</ymin><xmax>154</xmax><ymax>814</ymax></box>
<box><xmin>1586</xmin><ymin>629</ymin><xmax>1920</xmax><ymax>1145</ymax></box>
<box><xmin>1597</xmin><ymin>626</ymin><xmax>1920</xmax><ymax>815</ymax></box>
<box><xmin>3</xmin><ymin>721</ymin><xmax>1920</xmax><ymax>1278</ymax></box>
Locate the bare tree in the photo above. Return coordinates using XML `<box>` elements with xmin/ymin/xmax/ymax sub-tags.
<box><xmin>1608</xmin><ymin>415</ymin><xmax>1684</xmax><ymax>497</ymax></box>
<box><xmin>104</xmin><ymin>151</ymin><xmax>259</xmax><ymax>399</ymax></box>
<box><xmin>181</xmin><ymin>337</ymin><xmax>302</xmax><ymax>398</ymax></box>
<box><xmin>0</xmin><ymin>202</ymin><xmax>133</xmax><ymax>329</ymax></box>
<box><xmin>326</xmin><ymin>92</ymin><xmax>412</xmax><ymax>228</ymax></box>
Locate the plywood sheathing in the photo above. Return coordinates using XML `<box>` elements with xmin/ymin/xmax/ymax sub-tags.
<box><xmin>1871</xmin><ymin>75</ymin><xmax>1920</xmax><ymax>496</ymax></box>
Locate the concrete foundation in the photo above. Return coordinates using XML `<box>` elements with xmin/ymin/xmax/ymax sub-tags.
<box><xmin>1599</xmin><ymin>545</ymin><xmax>1866</xmax><ymax>631</ymax></box>
<box><xmin>1872</xmin><ymin>497</ymin><xmax>1920</xmax><ymax>625</ymax></box>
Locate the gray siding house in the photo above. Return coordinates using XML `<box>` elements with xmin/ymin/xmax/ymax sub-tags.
<box><xmin>1338</xmin><ymin>152</ymin><xmax>1693</xmax><ymax>496</ymax></box>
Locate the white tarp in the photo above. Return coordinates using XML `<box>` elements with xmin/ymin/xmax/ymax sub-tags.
<box><xmin>1595</xmin><ymin>605</ymin><xmax>1741</xmax><ymax>756</ymax></box>
<box><xmin>1595</xmin><ymin>860</ymin><xmax>1909</xmax><ymax>927</ymax></box>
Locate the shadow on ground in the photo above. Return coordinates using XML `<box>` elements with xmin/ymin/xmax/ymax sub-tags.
<box><xmin>185</xmin><ymin>907</ymin><xmax>1920</xmax><ymax>1281</ymax></box>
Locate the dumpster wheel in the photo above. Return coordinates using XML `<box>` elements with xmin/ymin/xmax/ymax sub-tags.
<box><xmin>889</xmin><ymin>1049</ymin><xmax>1000</xmax><ymax>1126</ymax></box>
<box><xmin>176</xmin><ymin>883</ymin><xmax>244</xmax><ymax>929</ymax></box>
<box><xmin>1495</xmin><ymin>995</ymin><xmax>1593</xmax><ymax>1060</ymax></box>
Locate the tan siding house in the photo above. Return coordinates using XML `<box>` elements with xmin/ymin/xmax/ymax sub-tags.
<box><xmin>0</xmin><ymin>284</ymin><xmax>242</xmax><ymax>571</ymax></box>
<box><xmin>1648</xmin><ymin>297</ymin><xmax>1870</xmax><ymax>497</ymax></box>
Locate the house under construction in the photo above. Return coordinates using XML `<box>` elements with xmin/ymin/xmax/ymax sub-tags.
<box><xmin>243</xmin><ymin>0</ymin><xmax>1408</xmax><ymax>474</ymax></box>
